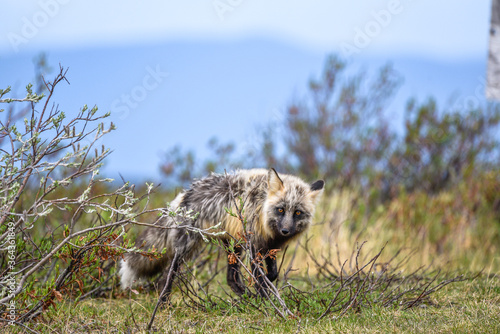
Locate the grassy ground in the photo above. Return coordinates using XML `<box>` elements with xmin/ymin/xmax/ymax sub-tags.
<box><xmin>9</xmin><ymin>274</ymin><xmax>498</xmax><ymax>333</ymax></box>
<box><xmin>3</xmin><ymin>186</ymin><xmax>499</xmax><ymax>333</ymax></box>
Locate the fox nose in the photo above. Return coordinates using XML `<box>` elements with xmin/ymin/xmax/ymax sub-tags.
<box><xmin>281</xmin><ymin>228</ymin><xmax>289</xmax><ymax>235</ymax></box>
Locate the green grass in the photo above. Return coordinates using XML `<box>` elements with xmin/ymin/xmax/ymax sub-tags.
<box><xmin>5</xmin><ymin>274</ymin><xmax>499</xmax><ymax>333</ymax></box>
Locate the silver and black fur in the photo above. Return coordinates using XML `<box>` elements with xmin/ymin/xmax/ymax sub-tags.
<box><xmin>119</xmin><ymin>168</ymin><xmax>324</xmax><ymax>296</ymax></box>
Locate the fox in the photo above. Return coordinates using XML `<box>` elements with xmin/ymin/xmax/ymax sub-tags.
<box><xmin>119</xmin><ymin>168</ymin><xmax>324</xmax><ymax>297</ymax></box>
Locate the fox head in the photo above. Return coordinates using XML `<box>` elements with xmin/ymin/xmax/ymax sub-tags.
<box><xmin>262</xmin><ymin>168</ymin><xmax>324</xmax><ymax>242</ymax></box>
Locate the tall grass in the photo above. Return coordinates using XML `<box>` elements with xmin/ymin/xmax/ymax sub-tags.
<box><xmin>296</xmin><ymin>173</ymin><xmax>500</xmax><ymax>276</ymax></box>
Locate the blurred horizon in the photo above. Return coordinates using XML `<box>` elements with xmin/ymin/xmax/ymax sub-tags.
<box><xmin>0</xmin><ymin>1</ymin><xmax>493</xmax><ymax>184</ymax></box>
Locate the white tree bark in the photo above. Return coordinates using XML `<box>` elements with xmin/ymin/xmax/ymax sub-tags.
<box><xmin>487</xmin><ymin>0</ymin><xmax>500</xmax><ymax>100</ymax></box>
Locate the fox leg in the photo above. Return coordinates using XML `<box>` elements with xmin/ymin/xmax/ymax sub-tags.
<box><xmin>249</xmin><ymin>250</ymin><xmax>273</xmax><ymax>297</ymax></box>
<box><xmin>157</xmin><ymin>230</ymin><xmax>200</xmax><ymax>303</ymax></box>
<box><xmin>225</xmin><ymin>242</ymin><xmax>246</xmax><ymax>296</ymax></box>
<box><xmin>158</xmin><ymin>249</ymin><xmax>181</xmax><ymax>303</ymax></box>
<box><xmin>264</xmin><ymin>256</ymin><xmax>278</xmax><ymax>282</ymax></box>
<box><xmin>250</xmin><ymin>250</ymin><xmax>280</xmax><ymax>297</ymax></box>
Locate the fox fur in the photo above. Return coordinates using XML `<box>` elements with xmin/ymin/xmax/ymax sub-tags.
<box><xmin>119</xmin><ymin>168</ymin><xmax>324</xmax><ymax>296</ymax></box>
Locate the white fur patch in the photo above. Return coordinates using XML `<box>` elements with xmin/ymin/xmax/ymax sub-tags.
<box><xmin>169</xmin><ymin>192</ymin><xmax>184</xmax><ymax>210</ymax></box>
<box><xmin>119</xmin><ymin>259</ymin><xmax>137</xmax><ymax>289</ymax></box>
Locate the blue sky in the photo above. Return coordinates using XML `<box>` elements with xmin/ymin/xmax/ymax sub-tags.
<box><xmin>0</xmin><ymin>1</ymin><xmax>493</xmax><ymax>182</ymax></box>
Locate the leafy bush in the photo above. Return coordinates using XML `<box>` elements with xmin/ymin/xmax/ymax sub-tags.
<box><xmin>274</xmin><ymin>56</ymin><xmax>401</xmax><ymax>188</ymax></box>
<box><xmin>0</xmin><ymin>64</ymin><xmax>167</xmax><ymax>326</ymax></box>
<box><xmin>384</xmin><ymin>98</ymin><xmax>500</xmax><ymax>196</ymax></box>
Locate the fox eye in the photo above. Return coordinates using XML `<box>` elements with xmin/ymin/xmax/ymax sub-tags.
<box><xmin>295</xmin><ymin>210</ymin><xmax>302</xmax><ymax>216</ymax></box>
<box><xmin>278</xmin><ymin>208</ymin><xmax>284</xmax><ymax>214</ymax></box>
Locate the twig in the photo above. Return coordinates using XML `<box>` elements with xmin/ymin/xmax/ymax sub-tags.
<box><xmin>147</xmin><ymin>249</ymin><xmax>180</xmax><ymax>331</ymax></box>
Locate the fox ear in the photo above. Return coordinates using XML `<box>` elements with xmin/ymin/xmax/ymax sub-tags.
<box><xmin>311</xmin><ymin>180</ymin><xmax>324</xmax><ymax>191</ymax></box>
<box><xmin>309</xmin><ymin>180</ymin><xmax>324</xmax><ymax>202</ymax></box>
<box><xmin>268</xmin><ymin>168</ymin><xmax>284</xmax><ymax>195</ymax></box>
